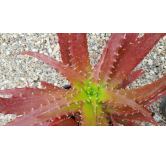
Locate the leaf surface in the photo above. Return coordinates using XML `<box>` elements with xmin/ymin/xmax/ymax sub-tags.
<box><xmin>109</xmin><ymin>33</ymin><xmax>166</xmax><ymax>88</ymax></box>
<box><xmin>69</xmin><ymin>33</ymin><xmax>91</xmax><ymax>76</ymax></box>
<box><xmin>112</xmin><ymin>112</ymin><xmax>157</xmax><ymax>126</ymax></box>
<box><xmin>98</xmin><ymin>112</ymin><xmax>109</xmax><ymax>126</ymax></box>
<box><xmin>117</xmin><ymin>69</ymin><xmax>144</xmax><ymax>89</ymax></box>
<box><xmin>18</xmin><ymin>52</ymin><xmax>89</xmax><ymax>90</ymax></box>
<box><xmin>98</xmin><ymin>88</ymin><xmax>154</xmax><ymax>122</ymax></box>
<box><xmin>114</xmin><ymin>118</ymin><xmax>141</xmax><ymax>126</ymax></box>
<box><xmin>57</xmin><ymin>33</ymin><xmax>72</xmax><ymax>66</ymax></box>
<box><xmin>48</xmin><ymin>115</ymin><xmax>67</xmax><ymax>126</ymax></box>
<box><xmin>99</xmin><ymin>33</ymin><xmax>125</xmax><ymax>87</ymax></box>
<box><xmin>81</xmin><ymin>102</ymin><xmax>97</xmax><ymax>126</ymax></box>
<box><xmin>37</xmin><ymin>103</ymin><xmax>81</xmax><ymax>123</ymax></box>
<box><xmin>103</xmin><ymin>105</ymin><xmax>138</xmax><ymax>115</ymax></box>
<box><xmin>144</xmin><ymin>90</ymin><xmax>166</xmax><ymax>108</ymax></box>
<box><xmin>110</xmin><ymin>115</ymin><xmax>118</xmax><ymax>126</ymax></box>
<box><xmin>0</xmin><ymin>85</ymin><xmax>83</xmax><ymax>126</ymax></box>
<box><xmin>53</xmin><ymin>118</ymin><xmax>77</xmax><ymax>126</ymax></box>
<box><xmin>119</xmin><ymin>74</ymin><xmax>166</xmax><ymax>103</ymax></box>
<box><xmin>118</xmin><ymin>33</ymin><xmax>139</xmax><ymax>53</ymax></box>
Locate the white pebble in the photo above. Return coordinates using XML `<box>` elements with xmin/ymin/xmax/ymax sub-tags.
<box><xmin>150</xmin><ymin>70</ymin><xmax>155</xmax><ymax>74</ymax></box>
<box><xmin>148</xmin><ymin>59</ymin><xmax>153</xmax><ymax>65</ymax></box>
<box><xmin>161</xmin><ymin>57</ymin><xmax>165</xmax><ymax>61</ymax></box>
<box><xmin>48</xmin><ymin>48</ymin><xmax>52</xmax><ymax>54</ymax></box>
<box><xmin>6</xmin><ymin>50</ymin><xmax>10</xmax><ymax>55</ymax></box>
<box><xmin>32</xmin><ymin>49</ymin><xmax>38</xmax><ymax>52</ymax></box>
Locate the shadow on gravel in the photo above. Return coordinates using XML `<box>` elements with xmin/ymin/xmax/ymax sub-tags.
<box><xmin>159</xmin><ymin>96</ymin><xmax>166</xmax><ymax>118</ymax></box>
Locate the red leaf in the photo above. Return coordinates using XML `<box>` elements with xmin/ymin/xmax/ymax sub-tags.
<box><xmin>103</xmin><ymin>105</ymin><xmax>138</xmax><ymax>115</ymax></box>
<box><xmin>110</xmin><ymin>115</ymin><xmax>118</xmax><ymax>126</ymax></box>
<box><xmin>103</xmin><ymin>101</ymin><xmax>125</xmax><ymax>108</ymax></box>
<box><xmin>48</xmin><ymin>115</ymin><xmax>67</xmax><ymax>126</ymax></box>
<box><xmin>69</xmin><ymin>33</ymin><xmax>91</xmax><ymax>75</ymax></box>
<box><xmin>144</xmin><ymin>90</ymin><xmax>166</xmax><ymax>108</ymax></box>
<box><xmin>99</xmin><ymin>34</ymin><xmax>139</xmax><ymax>88</ymax></box>
<box><xmin>118</xmin><ymin>33</ymin><xmax>139</xmax><ymax>53</ymax></box>
<box><xmin>119</xmin><ymin>74</ymin><xmax>166</xmax><ymax>103</ymax></box>
<box><xmin>5</xmin><ymin>103</ymin><xmax>51</xmax><ymax>126</ymax></box>
<box><xmin>57</xmin><ymin>33</ymin><xmax>72</xmax><ymax>66</ymax></box>
<box><xmin>53</xmin><ymin>118</ymin><xmax>77</xmax><ymax>126</ymax></box>
<box><xmin>37</xmin><ymin>103</ymin><xmax>81</xmax><ymax>123</ymax></box>
<box><xmin>99</xmin><ymin>88</ymin><xmax>154</xmax><ymax>122</ymax></box>
<box><xmin>112</xmin><ymin>112</ymin><xmax>157</xmax><ymax>126</ymax></box>
<box><xmin>18</xmin><ymin>52</ymin><xmax>89</xmax><ymax>90</ymax></box>
<box><xmin>109</xmin><ymin>33</ymin><xmax>166</xmax><ymax>88</ymax></box>
<box><xmin>99</xmin><ymin>33</ymin><xmax>125</xmax><ymax>87</ymax></box>
<box><xmin>91</xmin><ymin>47</ymin><xmax>108</xmax><ymax>87</ymax></box>
<box><xmin>0</xmin><ymin>86</ymin><xmax>73</xmax><ymax>115</ymax></box>
<box><xmin>114</xmin><ymin>119</ymin><xmax>141</xmax><ymax>126</ymax></box>
<box><xmin>41</xmin><ymin>81</ymin><xmax>59</xmax><ymax>90</ymax></box>
<box><xmin>4</xmin><ymin>93</ymin><xmax>83</xmax><ymax>126</ymax></box>
<box><xmin>117</xmin><ymin>69</ymin><xmax>144</xmax><ymax>89</ymax></box>
<box><xmin>0</xmin><ymin>84</ymin><xmax>84</xmax><ymax>126</ymax></box>
<box><xmin>124</xmin><ymin>121</ymin><xmax>135</xmax><ymax>126</ymax></box>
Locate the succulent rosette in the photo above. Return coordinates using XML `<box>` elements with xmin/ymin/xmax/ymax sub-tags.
<box><xmin>1</xmin><ymin>33</ymin><xmax>166</xmax><ymax>126</ymax></box>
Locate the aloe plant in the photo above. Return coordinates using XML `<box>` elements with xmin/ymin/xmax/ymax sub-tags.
<box><xmin>1</xmin><ymin>33</ymin><xmax>166</xmax><ymax>126</ymax></box>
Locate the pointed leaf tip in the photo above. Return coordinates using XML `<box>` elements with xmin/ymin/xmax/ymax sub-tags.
<box><xmin>117</xmin><ymin>69</ymin><xmax>144</xmax><ymax>89</ymax></box>
<box><xmin>18</xmin><ymin>51</ymin><xmax>88</xmax><ymax>90</ymax></box>
<box><xmin>99</xmin><ymin>33</ymin><xmax>126</xmax><ymax>87</ymax></box>
<box><xmin>109</xmin><ymin>33</ymin><xmax>166</xmax><ymax>88</ymax></box>
<box><xmin>69</xmin><ymin>33</ymin><xmax>91</xmax><ymax>75</ymax></box>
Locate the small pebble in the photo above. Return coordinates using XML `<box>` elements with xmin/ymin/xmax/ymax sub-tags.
<box><xmin>148</xmin><ymin>59</ymin><xmax>153</xmax><ymax>65</ymax></box>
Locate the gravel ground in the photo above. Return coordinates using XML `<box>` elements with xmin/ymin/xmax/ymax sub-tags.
<box><xmin>0</xmin><ymin>33</ymin><xmax>166</xmax><ymax>126</ymax></box>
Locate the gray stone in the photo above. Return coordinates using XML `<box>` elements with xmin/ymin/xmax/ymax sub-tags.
<box><xmin>147</xmin><ymin>65</ymin><xmax>151</xmax><ymax>69</ymax></box>
<box><xmin>39</xmin><ymin>69</ymin><xmax>43</xmax><ymax>74</ymax></box>
<box><xmin>137</xmin><ymin>64</ymin><xmax>142</xmax><ymax>69</ymax></box>
<box><xmin>153</xmin><ymin>114</ymin><xmax>163</xmax><ymax>123</ymax></box>
<box><xmin>157</xmin><ymin>66</ymin><xmax>162</xmax><ymax>71</ymax></box>
<box><xmin>146</xmin><ymin>75</ymin><xmax>150</xmax><ymax>79</ymax></box>
<box><xmin>14</xmin><ymin>44</ymin><xmax>20</xmax><ymax>49</ymax></box>
<box><xmin>157</xmin><ymin>52</ymin><xmax>160</xmax><ymax>56</ymax></box>
<box><xmin>19</xmin><ymin>66</ymin><xmax>23</xmax><ymax>70</ymax></box>
<box><xmin>151</xmin><ymin>54</ymin><xmax>156</xmax><ymax>60</ymax></box>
